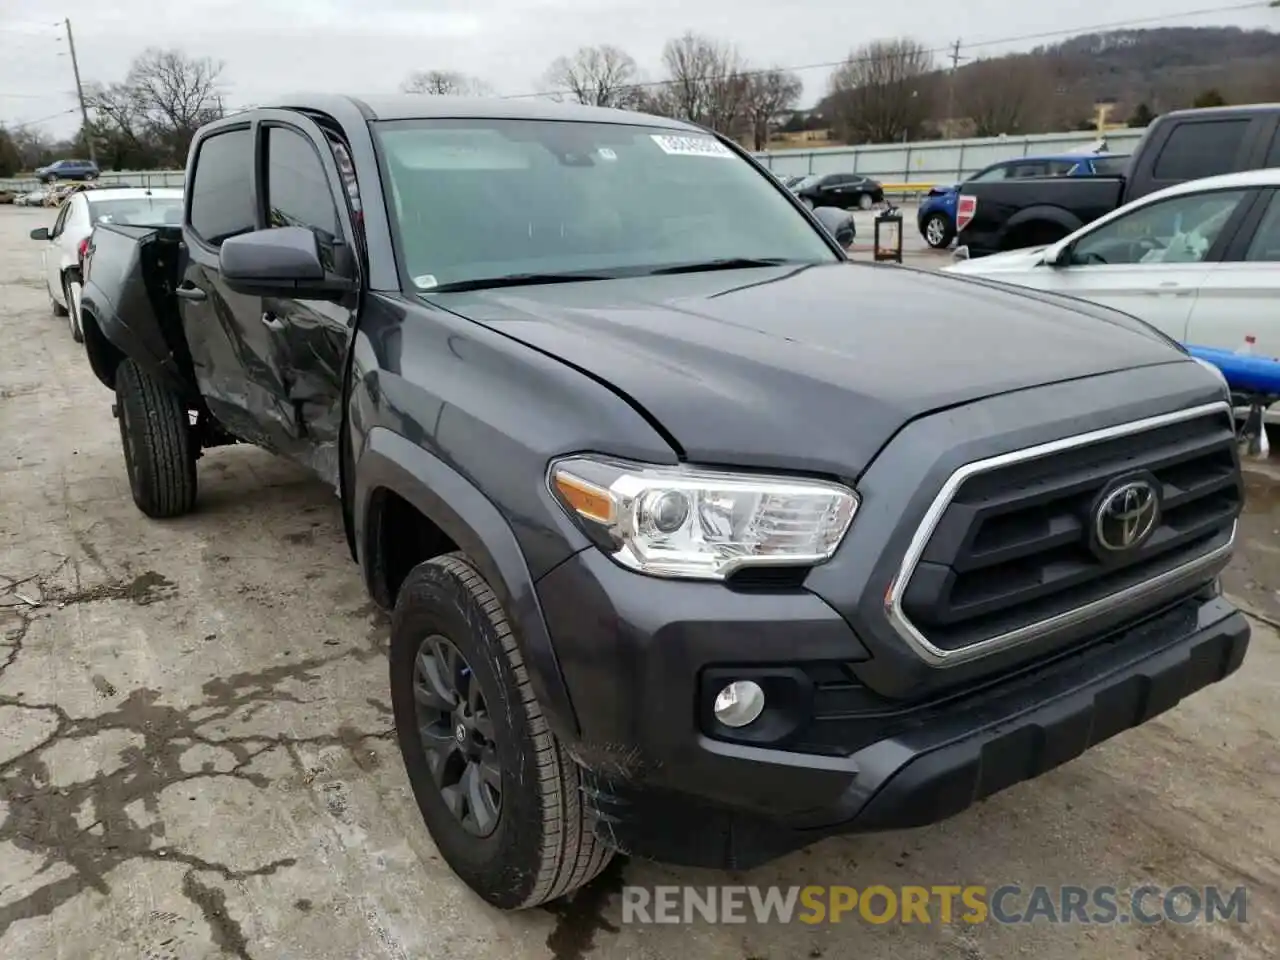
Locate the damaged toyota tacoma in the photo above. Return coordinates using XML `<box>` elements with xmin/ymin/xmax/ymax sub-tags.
<box><xmin>76</xmin><ymin>95</ymin><xmax>1251</xmax><ymax>909</ymax></box>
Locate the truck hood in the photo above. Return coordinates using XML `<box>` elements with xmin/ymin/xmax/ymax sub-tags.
<box><xmin>429</xmin><ymin>262</ymin><xmax>1187</xmax><ymax>477</ymax></box>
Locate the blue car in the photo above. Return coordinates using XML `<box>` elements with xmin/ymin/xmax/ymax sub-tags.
<box><xmin>33</xmin><ymin>158</ymin><xmax>100</xmax><ymax>184</ymax></box>
<box><xmin>917</xmin><ymin>153</ymin><xmax>1129</xmax><ymax>249</ymax></box>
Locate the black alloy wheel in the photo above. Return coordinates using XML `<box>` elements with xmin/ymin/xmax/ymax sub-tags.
<box><xmin>412</xmin><ymin>633</ymin><xmax>502</xmax><ymax>837</ymax></box>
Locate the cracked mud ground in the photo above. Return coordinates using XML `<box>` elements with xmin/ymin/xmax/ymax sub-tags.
<box><xmin>1</xmin><ymin>208</ymin><xmax>1277</xmax><ymax>960</ymax></box>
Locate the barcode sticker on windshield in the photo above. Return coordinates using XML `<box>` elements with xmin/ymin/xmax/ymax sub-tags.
<box><xmin>650</xmin><ymin>134</ymin><xmax>732</xmax><ymax>158</ymax></box>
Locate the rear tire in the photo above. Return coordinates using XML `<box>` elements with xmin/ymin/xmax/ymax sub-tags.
<box><xmin>390</xmin><ymin>554</ymin><xmax>613</xmax><ymax>909</ymax></box>
<box><xmin>115</xmin><ymin>359</ymin><xmax>197</xmax><ymax>518</ymax></box>
<box><xmin>923</xmin><ymin>213</ymin><xmax>954</xmax><ymax>249</ymax></box>
<box><xmin>63</xmin><ymin>275</ymin><xmax>83</xmax><ymax>343</ymax></box>
<box><xmin>1005</xmin><ymin>222</ymin><xmax>1067</xmax><ymax>251</ymax></box>
<box><xmin>858</xmin><ymin>193</ymin><xmax>874</xmax><ymax>211</ymax></box>
<box><xmin>49</xmin><ymin>277</ymin><xmax>68</xmax><ymax>317</ymax></box>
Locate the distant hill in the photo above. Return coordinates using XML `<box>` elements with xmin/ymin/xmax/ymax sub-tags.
<box><xmin>808</xmin><ymin>26</ymin><xmax>1280</xmax><ymax>143</ymax></box>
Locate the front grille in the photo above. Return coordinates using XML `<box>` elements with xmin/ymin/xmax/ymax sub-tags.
<box><xmin>892</xmin><ymin>404</ymin><xmax>1242</xmax><ymax>657</ymax></box>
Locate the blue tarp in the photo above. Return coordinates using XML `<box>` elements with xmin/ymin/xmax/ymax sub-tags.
<box><xmin>1186</xmin><ymin>345</ymin><xmax>1280</xmax><ymax>396</ymax></box>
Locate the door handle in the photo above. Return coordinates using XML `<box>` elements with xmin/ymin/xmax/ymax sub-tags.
<box><xmin>175</xmin><ymin>283</ymin><xmax>207</xmax><ymax>302</ymax></box>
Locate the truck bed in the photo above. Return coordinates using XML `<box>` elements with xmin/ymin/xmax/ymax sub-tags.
<box><xmin>957</xmin><ymin>177</ymin><xmax>1125</xmax><ymax>256</ymax></box>
<box><xmin>79</xmin><ymin>223</ymin><xmax>197</xmax><ymax>399</ymax></box>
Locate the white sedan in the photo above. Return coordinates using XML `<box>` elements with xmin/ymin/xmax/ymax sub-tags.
<box><xmin>944</xmin><ymin>168</ymin><xmax>1280</xmax><ymax>356</ymax></box>
<box><xmin>28</xmin><ymin>187</ymin><xmax>184</xmax><ymax>343</ymax></box>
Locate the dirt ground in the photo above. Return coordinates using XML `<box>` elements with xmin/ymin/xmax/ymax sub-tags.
<box><xmin>1</xmin><ymin>204</ymin><xmax>1276</xmax><ymax>960</ymax></box>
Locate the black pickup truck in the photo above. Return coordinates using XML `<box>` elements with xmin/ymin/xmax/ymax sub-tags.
<box><xmin>76</xmin><ymin>95</ymin><xmax>1250</xmax><ymax>909</ymax></box>
<box><xmin>957</xmin><ymin>104</ymin><xmax>1280</xmax><ymax>256</ymax></box>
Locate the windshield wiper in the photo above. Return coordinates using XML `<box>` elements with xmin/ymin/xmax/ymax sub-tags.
<box><xmin>644</xmin><ymin>257</ymin><xmax>802</xmax><ymax>276</ymax></box>
<box><xmin>427</xmin><ymin>272</ymin><xmax>617</xmax><ymax>293</ymax></box>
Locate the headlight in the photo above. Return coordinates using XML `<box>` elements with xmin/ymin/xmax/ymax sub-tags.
<box><xmin>548</xmin><ymin>456</ymin><xmax>858</xmax><ymax>580</ymax></box>
<box><xmin>1191</xmin><ymin>356</ymin><xmax>1230</xmax><ymax>397</ymax></box>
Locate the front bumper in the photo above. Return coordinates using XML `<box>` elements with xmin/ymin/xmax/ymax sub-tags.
<box><xmin>537</xmin><ymin>548</ymin><xmax>1248</xmax><ymax>868</ymax></box>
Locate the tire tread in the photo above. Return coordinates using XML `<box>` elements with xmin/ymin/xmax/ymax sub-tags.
<box><xmin>116</xmin><ymin>359</ymin><xmax>197</xmax><ymax>518</ymax></box>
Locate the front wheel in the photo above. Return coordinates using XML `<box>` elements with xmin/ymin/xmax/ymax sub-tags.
<box><xmin>858</xmin><ymin>193</ymin><xmax>874</xmax><ymax>211</ymax></box>
<box><xmin>801</xmin><ymin>196</ymin><xmax>815</xmax><ymax>209</ymax></box>
<box><xmin>115</xmin><ymin>359</ymin><xmax>198</xmax><ymax>518</ymax></box>
<box><xmin>390</xmin><ymin>554</ymin><xmax>613</xmax><ymax>909</ymax></box>
<box><xmin>922</xmin><ymin>213</ymin><xmax>954</xmax><ymax>249</ymax></box>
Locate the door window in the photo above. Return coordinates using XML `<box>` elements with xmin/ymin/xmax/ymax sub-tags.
<box><xmin>1068</xmin><ymin>190</ymin><xmax>1248</xmax><ymax>266</ymax></box>
<box><xmin>188</xmin><ymin>128</ymin><xmax>254</xmax><ymax>246</ymax></box>
<box><xmin>1151</xmin><ymin>120</ymin><xmax>1249</xmax><ymax>182</ymax></box>
<box><xmin>265</xmin><ymin>126</ymin><xmax>341</xmax><ymax>270</ymax></box>
<box><xmin>1244</xmin><ymin>192</ymin><xmax>1280</xmax><ymax>263</ymax></box>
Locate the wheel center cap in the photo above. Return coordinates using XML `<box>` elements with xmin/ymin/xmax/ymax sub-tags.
<box><xmin>454</xmin><ymin>722</ymin><xmax>467</xmax><ymax>744</ymax></box>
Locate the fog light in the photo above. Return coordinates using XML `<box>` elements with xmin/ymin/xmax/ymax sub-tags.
<box><xmin>713</xmin><ymin>680</ymin><xmax>765</xmax><ymax>728</ymax></box>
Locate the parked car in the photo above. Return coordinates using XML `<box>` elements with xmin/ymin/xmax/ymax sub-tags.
<box><xmin>946</xmin><ymin>169</ymin><xmax>1280</xmax><ymax>355</ymax></box>
<box><xmin>78</xmin><ymin>94</ymin><xmax>1248</xmax><ymax>910</ymax></box>
<box><xmin>34</xmin><ymin>158</ymin><xmax>101</xmax><ymax>183</ymax></box>
<box><xmin>956</xmin><ymin>104</ymin><xmax>1280</xmax><ymax>256</ymax></box>
<box><xmin>918</xmin><ymin>153</ymin><xmax>1128</xmax><ymax>250</ymax></box>
<box><xmin>791</xmin><ymin>172</ymin><xmax>884</xmax><ymax>210</ymax></box>
<box><xmin>28</xmin><ymin>187</ymin><xmax>184</xmax><ymax>342</ymax></box>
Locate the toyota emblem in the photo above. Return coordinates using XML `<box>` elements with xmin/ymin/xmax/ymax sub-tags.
<box><xmin>1094</xmin><ymin>479</ymin><xmax>1160</xmax><ymax>553</ymax></box>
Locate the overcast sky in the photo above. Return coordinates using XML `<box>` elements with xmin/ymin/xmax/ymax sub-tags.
<box><xmin>3</xmin><ymin>0</ymin><xmax>1277</xmax><ymax>139</ymax></box>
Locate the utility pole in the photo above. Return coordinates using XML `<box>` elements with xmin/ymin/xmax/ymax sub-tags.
<box><xmin>945</xmin><ymin>39</ymin><xmax>963</xmax><ymax>135</ymax></box>
<box><xmin>65</xmin><ymin>18</ymin><xmax>95</xmax><ymax>163</ymax></box>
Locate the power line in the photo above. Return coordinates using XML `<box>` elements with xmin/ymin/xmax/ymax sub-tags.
<box><xmin>5</xmin><ymin>108</ymin><xmax>78</xmax><ymax>130</ymax></box>
<box><xmin>499</xmin><ymin>0</ymin><xmax>1276</xmax><ymax>100</ymax></box>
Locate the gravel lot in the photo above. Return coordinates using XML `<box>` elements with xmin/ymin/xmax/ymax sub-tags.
<box><xmin>1</xmin><ymin>205</ymin><xmax>1276</xmax><ymax>960</ymax></box>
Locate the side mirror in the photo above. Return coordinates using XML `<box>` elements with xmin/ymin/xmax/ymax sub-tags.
<box><xmin>29</xmin><ymin>227</ymin><xmax>49</xmax><ymax>241</ymax></box>
<box><xmin>219</xmin><ymin>226</ymin><xmax>355</xmax><ymax>298</ymax></box>
<box><xmin>811</xmin><ymin>206</ymin><xmax>857</xmax><ymax>250</ymax></box>
<box><xmin>1043</xmin><ymin>243</ymin><xmax>1071</xmax><ymax>268</ymax></box>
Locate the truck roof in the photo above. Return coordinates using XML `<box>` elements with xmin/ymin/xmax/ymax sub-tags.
<box><xmin>258</xmin><ymin>93</ymin><xmax>701</xmax><ymax>131</ymax></box>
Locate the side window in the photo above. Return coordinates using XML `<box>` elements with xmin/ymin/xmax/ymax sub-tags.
<box><xmin>1151</xmin><ymin>120</ymin><xmax>1249</xmax><ymax>182</ymax></box>
<box><xmin>1070</xmin><ymin>189</ymin><xmax>1248</xmax><ymax>266</ymax></box>
<box><xmin>265</xmin><ymin>126</ymin><xmax>340</xmax><ymax>240</ymax></box>
<box><xmin>969</xmin><ymin>164</ymin><xmax>1010</xmax><ymax>183</ymax></box>
<box><xmin>189</xmin><ymin>128</ymin><xmax>254</xmax><ymax>246</ymax></box>
<box><xmin>1244</xmin><ymin>192</ymin><xmax>1280</xmax><ymax>263</ymax></box>
<box><xmin>1046</xmin><ymin>160</ymin><xmax>1078</xmax><ymax>176</ymax></box>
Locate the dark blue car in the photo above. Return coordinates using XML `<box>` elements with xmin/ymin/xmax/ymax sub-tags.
<box><xmin>34</xmin><ymin>158</ymin><xmax>100</xmax><ymax>184</ymax></box>
<box><xmin>917</xmin><ymin>153</ymin><xmax>1129</xmax><ymax>249</ymax></box>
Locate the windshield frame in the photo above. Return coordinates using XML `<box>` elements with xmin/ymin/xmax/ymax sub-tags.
<box><xmin>369</xmin><ymin>116</ymin><xmax>845</xmax><ymax>295</ymax></box>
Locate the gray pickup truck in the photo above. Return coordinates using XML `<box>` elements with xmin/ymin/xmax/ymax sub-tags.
<box><xmin>76</xmin><ymin>95</ymin><xmax>1249</xmax><ymax>908</ymax></box>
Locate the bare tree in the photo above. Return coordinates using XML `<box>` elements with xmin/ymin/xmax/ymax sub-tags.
<box><xmin>127</xmin><ymin>49</ymin><xmax>226</xmax><ymax>162</ymax></box>
<box><xmin>660</xmin><ymin>32</ymin><xmax>750</xmax><ymax>135</ymax></box>
<box><xmin>544</xmin><ymin>45</ymin><xmax>641</xmax><ymax>108</ymax></box>
<box><xmin>83</xmin><ymin>48</ymin><xmax>224</xmax><ymax>167</ymax></box>
<box><xmin>827</xmin><ymin>38</ymin><xmax>934</xmax><ymax>143</ymax></box>
<box><xmin>956</xmin><ymin>56</ymin><xmax>1053</xmax><ymax>136</ymax></box>
<box><xmin>742</xmin><ymin>69</ymin><xmax>803</xmax><ymax>150</ymax></box>
<box><xmin>401</xmin><ymin>70</ymin><xmax>492</xmax><ymax>96</ymax></box>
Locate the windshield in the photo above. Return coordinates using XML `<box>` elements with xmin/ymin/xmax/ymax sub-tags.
<box><xmin>374</xmin><ymin>118</ymin><xmax>838</xmax><ymax>290</ymax></box>
<box><xmin>89</xmin><ymin>196</ymin><xmax>184</xmax><ymax>227</ymax></box>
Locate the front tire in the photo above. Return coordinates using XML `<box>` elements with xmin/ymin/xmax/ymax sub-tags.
<box><xmin>858</xmin><ymin>193</ymin><xmax>874</xmax><ymax>211</ymax></box>
<box><xmin>923</xmin><ymin>213</ymin><xmax>954</xmax><ymax>249</ymax></box>
<box><xmin>115</xmin><ymin>359</ymin><xmax>198</xmax><ymax>518</ymax></box>
<box><xmin>390</xmin><ymin>554</ymin><xmax>613</xmax><ymax>909</ymax></box>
